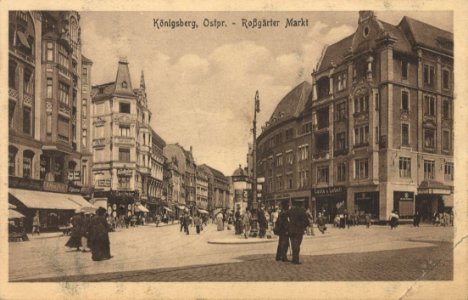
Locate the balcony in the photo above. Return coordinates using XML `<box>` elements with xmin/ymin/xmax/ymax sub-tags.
<box><xmin>93</xmin><ymin>138</ymin><xmax>106</xmax><ymax>147</ymax></box>
<box><xmin>313</xmin><ymin>151</ymin><xmax>330</xmax><ymax>160</ymax></box>
<box><xmin>9</xmin><ymin>87</ymin><xmax>18</xmax><ymax>101</ymax></box>
<box><xmin>59</xmin><ymin>103</ymin><xmax>71</xmax><ymax>116</ymax></box>
<box><xmin>23</xmin><ymin>93</ymin><xmax>33</xmax><ymax>106</ymax></box>
<box><xmin>334</xmin><ymin>148</ymin><xmax>349</xmax><ymax>157</ymax></box>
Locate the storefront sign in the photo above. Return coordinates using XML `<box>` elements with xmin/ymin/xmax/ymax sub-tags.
<box><xmin>312</xmin><ymin>186</ymin><xmax>345</xmax><ymax>196</ymax></box>
<box><xmin>117</xmin><ymin>169</ymin><xmax>132</xmax><ymax>176</ymax></box>
<box><xmin>396</xmin><ymin>191</ymin><xmax>414</xmax><ymax>201</ymax></box>
<box><xmin>96</xmin><ymin>179</ymin><xmax>111</xmax><ymax>188</ymax></box>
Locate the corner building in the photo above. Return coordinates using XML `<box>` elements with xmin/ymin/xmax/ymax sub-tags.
<box><xmin>310</xmin><ymin>11</ymin><xmax>453</xmax><ymax>221</ymax></box>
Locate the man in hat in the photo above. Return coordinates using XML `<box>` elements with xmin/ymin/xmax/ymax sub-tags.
<box><xmin>275</xmin><ymin>200</ymin><xmax>290</xmax><ymax>262</ymax></box>
<box><xmin>286</xmin><ymin>199</ymin><xmax>310</xmax><ymax>264</ymax></box>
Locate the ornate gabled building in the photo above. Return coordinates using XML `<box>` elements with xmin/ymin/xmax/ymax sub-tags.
<box><xmin>90</xmin><ymin>58</ymin><xmax>152</xmax><ymax>217</ymax></box>
<box><xmin>8</xmin><ymin>11</ymin><xmax>95</xmax><ymax>231</ymax></box>
<box><xmin>310</xmin><ymin>11</ymin><xmax>453</xmax><ymax>222</ymax></box>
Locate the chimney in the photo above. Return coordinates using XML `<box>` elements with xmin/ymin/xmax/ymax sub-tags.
<box><xmin>358</xmin><ymin>11</ymin><xmax>374</xmax><ymax>24</ymax></box>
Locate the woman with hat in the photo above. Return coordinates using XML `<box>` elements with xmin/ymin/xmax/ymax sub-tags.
<box><xmin>88</xmin><ymin>207</ymin><xmax>112</xmax><ymax>261</ymax></box>
<box><xmin>65</xmin><ymin>209</ymin><xmax>84</xmax><ymax>251</ymax></box>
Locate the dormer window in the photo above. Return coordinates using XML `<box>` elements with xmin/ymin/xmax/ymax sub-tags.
<box><xmin>121</xmin><ymin>81</ymin><xmax>128</xmax><ymax>88</ymax></box>
<box><xmin>363</xmin><ymin>26</ymin><xmax>370</xmax><ymax>37</ymax></box>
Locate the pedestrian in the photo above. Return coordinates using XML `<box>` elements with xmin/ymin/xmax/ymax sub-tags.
<box><xmin>65</xmin><ymin>210</ymin><xmax>83</xmax><ymax>251</ymax></box>
<box><xmin>286</xmin><ymin>200</ymin><xmax>310</xmax><ymax>264</ymax></box>
<box><xmin>183</xmin><ymin>212</ymin><xmax>191</xmax><ymax>235</ymax></box>
<box><xmin>305</xmin><ymin>208</ymin><xmax>315</xmax><ymax>236</ymax></box>
<box><xmin>194</xmin><ymin>214</ymin><xmax>201</xmax><ymax>234</ymax></box>
<box><xmin>32</xmin><ymin>211</ymin><xmax>40</xmax><ymax>235</ymax></box>
<box><xmin>81</xmin><ymin>212</ymin><xmax>91</xmax><ymax>252</ymax></box>
<box><xmin>216</xmin><ymin>212</ymin><xmax>224</xmax><ymax>231</ymax></box>
<box><xmin>413</xmin><ymin>211</ymin><xmax>421</xmax><ymax>227</ymax></box>
<box><xmin>257</xmin><ymin>207</ymin><xmax>268</xmax><ymax>238</ymax></box>
<box><xmin>235</xmin><ymin>208</ymin><xmax>242</xmax><ymax>234</ymax></box>
<box><xmin>389</xmin><ymin>210</ymin><xmax>399</xmax><ymax>229</ymax></box>
<box><xmin>242</xmin><ymin>208</ymin><xmax>252</xmax><ymax>239</ymax></box>
<box><xmin>88</xmin><ymin>207</ymin><xmax>112</xmax><ymax>261</ymax></box>
<box><xmin>274</xmin><ymin>201</ymin><xmax>290</xmax><ymax>262</ymax></box>
<box><xmin>131</xmin><ymin>214</ymin><xmax>137</xmax><ymax>227</ymax></box>
<box><xmin>365</xmin><ymin>213</ymin><xmax>372</xmax><ymax>228</ymax></box>
<box><xmin>344</xmin><ymin>209</ymin><xmax>350</xmax><ymax>229</ymax></box>
<box><xmin>317</xmin><ymin>212</ymin><xmax>327</xmax><ymax>234</ymax></box>
<box><xmin>124</xmin><ymin>215</ymin><xmax>130</xmax><ymax>228</ymax></box>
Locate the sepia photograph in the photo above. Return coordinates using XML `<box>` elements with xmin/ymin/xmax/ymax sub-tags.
<box><xmin>1</xmin><ymin>1</ymin><xmax>467</xmax><ymax>299</ymax></box>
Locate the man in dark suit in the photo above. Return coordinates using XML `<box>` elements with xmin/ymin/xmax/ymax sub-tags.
<box><xmin>275</xmin><ymin>201</ymin><xmax>290</xmax><ymax>262</ymax></box>
<box><xmin>287</xmin><ymin>200</ymin><xmax>310</xmax><ymax>264</ymax></box>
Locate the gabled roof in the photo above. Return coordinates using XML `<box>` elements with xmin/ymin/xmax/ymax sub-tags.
<box><xmin>81</xmin><ymin>55</ymin><xmax>93</xmax><ymax>64</ymax></box>
<box><xmin>400</xmin><ymin>16</ymin><xmax>453</xmax><ymax>54</ymax></box>
<box><xmin>318</xmin><ymin>34</ymin><xmax>354</xmax><ymax>72</ymax></box>
<box><xmin>199</xmin><ymin>164</ymin><xmax>226</xmax><ymax>179</ymax></box>
<box><xmin>91</xmin><ymin>82</ymin><xmax>115</xmax><ymax>101</ymax></box>
<box><xmin>151</xmin><ymin>129</ymin><xmax>166</xmax><ymax>148</ymax></box>
<box><xmin>380</xmin><ymin>21</ymin><xmax>412</xmax><ymax>54</ymax></box>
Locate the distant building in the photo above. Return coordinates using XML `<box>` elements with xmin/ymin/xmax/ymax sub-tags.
<box><xmin>309</xmin><ymin>11</ymin><xmax>453</xmax><ymax>222</ymax></box>
<box><xmin>90</xmin><ymin>58</ymin><xmax>152</xmax><ymax>217</ymax></box>
<box><xmin>148</xmin><ymin>129</ymin><xmax>166</xmax><ymax>217</ymax></box>
<box><xmin>196</xmin><ymin>168</ymin><xmax>209</xmax><ymax>210</ymax></box>
<box><xmin>198</xmin><ymin>164</ymin><xmax>231</xmax><ymax>212</ymax></box>
<box><xmin>8</xmin><ymin>11</ymin><xmax>94</xmax><ymax>231</ymax></box>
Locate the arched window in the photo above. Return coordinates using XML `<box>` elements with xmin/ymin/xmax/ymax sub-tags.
<box><xmin>23</xmin><ymin>150</ymin><xmax>35</xmax><ymax>178</ymax></box>
<box><xmin>68</xmin><ymin>160</ymin><xmax>77</xmax><ymax>181</ymax></box>
<box><xmin>9</xmin><ymin>146</ymin><xmax>18</xmax><ymax>176</ymax></box>
<box><xmin>121</xmin><ymin>81</ymin><xmax>128</xmax><ymax>88</ymax></box>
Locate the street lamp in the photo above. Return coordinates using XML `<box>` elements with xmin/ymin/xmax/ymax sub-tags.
<box><xmin>250</xmin><ymin>91</ymin><xmax>260</xmax><ymax>236</ymax></box>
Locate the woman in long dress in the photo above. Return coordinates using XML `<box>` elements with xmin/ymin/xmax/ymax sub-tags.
<box><xmin>65</xmin><ymin>212</ymin><xmax>83</xmax><ymax>251</ymax></box>
<box><xmin>216</xmin><ymin>213</ymin><xmax>224</xmax><ymax>231</ymax></box>
<box><xmin>88</xmin><ymin>207</ymin><xmax>112</xmax><ymax>261</ymax></box>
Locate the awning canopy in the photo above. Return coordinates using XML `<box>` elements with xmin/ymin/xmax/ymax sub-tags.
<box><xmin>418</xmin><ymin>180</ymin><xmax>452</xmax><ymax>195</ymax></box>
<box><xmin>9</xmin><ymin>188</ymin><xmax>92</xmax><ymax>211</ymax></box>
<box><xmin>198</xmin><ymin>209</ymin><xmax>209</xmax><ymax>214</ymax></box>
<box><xmin>163</xmin><ymin>206</ymin><xmax>172</xmax><ymax>212</ymax></box>
<box><xmin>135</xmin><ymin>204</ymin><xmax>149</xmax><ymax>213</ymax></box>
<box><xmin>9</xmin><ymin>209</ymin><xmax>25</xmax><ymax>219</ymax></box>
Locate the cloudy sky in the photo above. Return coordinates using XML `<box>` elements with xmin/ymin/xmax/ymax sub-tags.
<box><xmin>80</xmin><ymin>11</ymin><xmax>452</xmax><ymax>175</ymax></box>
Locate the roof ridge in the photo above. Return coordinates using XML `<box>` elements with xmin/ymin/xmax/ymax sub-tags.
<box><xmin>402</xmin><ymin>15</ymin><xmax>452</xmax><ymax>35</ymax></box>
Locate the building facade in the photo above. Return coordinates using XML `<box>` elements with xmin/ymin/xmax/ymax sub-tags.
<box><xmin>198</xmin><ymin>164</ymin><xmax>231</xmax><ymax>213</ymax></box>
<box><xmin>90</xmin><ymin>58</ymin><xmax>152</xmax><ymax>218</ymax></box>
<box><xmin>8</xmin><ymin>11</ymin><xmax>94</xmax><ymax>231</ymax></box>
<box><xmin>196</xmin><ymin>168</ymin><xmax>209</xmax><ymax>210</ymax></box>
<box><xmin>309</xmin><ymin>11</ymin><xmax>453</xmax><ymax>221</ymax></box>
<box><xmin>147</xmin><ymin>129</ymin><xmax>166</xmax><ymax>217</ymax></box>
<box><xmin>256</xmin><ymin>82</ymin><xmax>314</xmax><ymax>211</ymax></box>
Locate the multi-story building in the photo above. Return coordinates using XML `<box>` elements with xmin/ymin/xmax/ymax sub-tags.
<box><xmin>198</xmin><ymin>164</ymin><xmax>231</xmax><ymax>213</ymax></box>
<box><xmin>256</xmin><ymin>82</ymin><xmax>313</xmax><ymax>210</ymax></box>
<box><xmin>90</xmin><ymin>58</ymin><xmax>151</xmax><ymax>217</ymax></box>
<box><xmin>196</xmin><ymin>168</ymin><xmax>209</xmax><ymax>210</ymax></box>
<box><xmin>147</xmin><ymin>129</ymin><xmax>166</xmax><ymax>217</ymax></box>
<box><xmin>164</xmin><ymin>155</ymin><xmax>184</xmax><ymax>218</ymax></box>
<box><xmin>163</xmin><ymin>143</ymin><xmax>197</xmax><ymax>213</ymax></box>
<box><xmin>8</xmin><ymin>11</ymin><xmax>94</xmax><ymax>231</ymax></box>
<box><xmin>309</xmin><ymin>11</ymin><xmax>453</xmax><ymax>222</ymax></box>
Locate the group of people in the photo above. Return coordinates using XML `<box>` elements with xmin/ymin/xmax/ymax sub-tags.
<box><xmin>65</xmin><ymin>207</ymin><xmax>112</xmax><ymax>261</ymax></box>
<box><xmin>179</xmin><ymin>211</ymin><xmax>208</xmax><ymax>235</ymax></box>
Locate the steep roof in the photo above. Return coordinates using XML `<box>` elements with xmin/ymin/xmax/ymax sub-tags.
<box><xmin>81</xmin><ymin>55</ymin><xmax>93</xmax><ymax>64</ymax></box>
<box><xmin>400</xmin><ymin>16</ymin><xmax>453</xmax><ymax>54</ymax></box>
<box><xmin>151</xmin><ymin>129</ymin><xmax>166</xmax><ymax>148</ymax></box>
<box><xmin>269</xmin><ymin>81</ymin><xmax>312</xmax><ymax>123</ymax></box>
<box><xmin>380</xmin><ymin>21</ymin><xmax>412</xmax><ymax>54</ymax></box>
<box><xmin>91</xmin><ymin>82</ymin><xmax>115</xmax><ymax>101</ymax></box>
<box><xmin>318</xmin><ymin>34</ymin><xmax>353</xmax><ymax>72</ymax></box>
<box><xmin>199</xmin><ymin>164</ymin><xmax>226</xmax><ymax>179</ymax></box>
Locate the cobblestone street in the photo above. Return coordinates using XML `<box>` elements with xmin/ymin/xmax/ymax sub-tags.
<box><xmin>10</xmin><ymin>223</ymin><xmax>454</xmax><ymax>282</ymax></box>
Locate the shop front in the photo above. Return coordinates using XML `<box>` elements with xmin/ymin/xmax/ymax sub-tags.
<box><xmin>416</xmin><ymin>180</ymin><xmax>453</xmax><ymax>222</ymax></box>
<box><xmin>94</xmin><ymin>190</ymin><xmax>138</xmax><ymax>219</ymax></box>
<box><xmin>312</xmin><ymin>186</ymin><xmax>347</xmax><ymax>223</ymax></box>
<box><xmin>354</xmin><ymin>191</ymin><xmax>379</xmax><ymax>219</ymax></box>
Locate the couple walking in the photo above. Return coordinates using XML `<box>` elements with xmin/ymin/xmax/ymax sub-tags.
<box><xmin>275</xmin><ymin>200</ymin><xmax>310</xmax><ymax>264</ymax></box>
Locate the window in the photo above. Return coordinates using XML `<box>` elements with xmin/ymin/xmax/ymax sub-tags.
<box><xmin>286</xmin><ymin>174</ymin><xmax>293</xmax><ymax>189</ymax></box>
<box><xmin>121</xmin><ymin>81</ymin><xmax>128</xmax><ymax>88</ymax></box>
<box><xmin>399</xmin><ymin>157</ymin><xmax>411</xmax><ymax>178</ymax></box>
<box><xmin>337</xmin><ymin>162</ymin><xmax>346</xmax><ymax>182</ymax></box>
<box><xmin>119</xmin><ymin>125</ymin><xmax>130</xmax><ymax>137</ymax></box>
<box><xmin>46</xmin><ymin>78</ymin><xmax>53</xmax><ymax>98</ymax></box>
<box><xmin>354</xmin><ymin>125</ymin><xmax>369</xmax><ymax>146</ymax></box>
<box><xmin>59</xmin><ymin>82</ymin><xmax>69</xmax><ymax>105</ymax></box>
<box><xmin>82</xmin><ymin>129</ymin><xmax>87</xmax><ymax>147</ymax></box>
<box><xmin>337</xmin><ymin>73</ymin><xmax>347</xmax><ymax>91</ymax></box>
<box><xmin>355</xmin><ymin>159</ymin><xmax>369</xmax><ymax>179</ymax></box>
<box><xmin>401</xmin><ymin>61</ymin><xmax>408</xmax><ymax>80</ymax></box>
<box><xmin>443</xmin><ymin>70</ymin><xmax>450</xmax><ymax>89</ymax></box>
<box><xmin>46</xmin><ymin>42</ymin><xmax>54</xmax><ymax>61</ymax></box>
<box><xmin>23</xmin><ymin>107</ymin><xmax>31</xmax><ymax>134</ymax></box>
<box><xmin>298</xmin><ymin>144</ymin><xmax>309</xmax><ymax>161</ymax></box>
<box><xmin>118</xmin><ymin>175</ymin><xmax>131</xmax><ymax>189</ymax></box>
<box><xmin>119</xmin><ymin>148</ymin><xmax>130</xmax><ymax>162</ymax></box>
<box><xmin>58</xmin><ymin>44</ymin><xmax>69</xmax><ymax>69</ymax></box>
<box><xmin>444</xmin><ymin>162</ymin><xmax>454</xmax><ymax>181</ymax></box>
<box><xmin>443</xmin><ymin>99</ymin><xmax>451</xmax><ymax>119</ymax></box>
<box><xmin>424</xmin><ymin>95</ymin><xmax>436</xmax><ymax>116</ymax></box>
<box><xmin>94</xmin><ymin>125</ymin><xmax>104</xmax><ymax>138</ymax></box>
<box><xmin>298</xmin><ymin>170</ymin><xmax>309</xmax><ymax>188</ymax></box>
<box><xmin>23</xmin><ymin>151</ymin><xmax>34</xmax><ymax>178</ymax></box>
<box><xmin>424</xmin><ymin>160</ymin><xmax>435</xmax><ymax>180</ymax></box>
<box><xmin>9</xmin><ymin>100</ymin><xmax>16</xmax><ymax>128</ymax></box>
<box><xmin>9</xmin><ymin>147</ymin><xmax>17</xmax><ymax>176</ymax></box>
<box><xmin>285</xmin><ymin>128</ymin><xmax>294</xmax><ymax>140</ymax></box>
<box><xmin>57</xmin><ymin>116</ymin><xmax>69</xmax><ymax>141</ymax></box>
<box><xmin>276</xmin><ymin>175</ymin><xmax>283</xmax><ymax>191</ymax></box>
<box><xmin>119</xmin><ymin>102</ymin><xmax>130</xmax><ymax>114</ymax></box>
<box><xmin>401</xmin><ymin>91</ymin><xmax>409</xmax><ymax>111</ymax></box>
<box><xmin>336</xmin><ymin>132</ymin><xmax>346</xmax><ymax>150</ymax></box>
<box><xmin>354</xmin><ymin>96</ymin><xmax>369</xmax><ymax>113</ymax></box>
<box><xmin>336</xmin><ymin>102</ymin><xmax>346</xmax><ymax>121</ymax></box>
<box><xmin>401</xmin><ymin>124</ymin><xmax>409</xmax><ymax>146</ymax></box>
<box><xmin>276</xmin><ymin>154</ymin><xmax>283</xmax><ymax>167</ymax></box>
<box><xmin>316</xmin><ymin>133</ymin><xmax>329</xmax><ymax>152</ymax></box>
<box><xmin>423</xmin><ymin>64</ymin><xmax>435</xmax><ymax>85</ymax></box>
<box><xmin>23</xmin><ymin>68</ymin><xmax>33</xmax><ymax>95</ymax></box>
<box><xmin>424</xmin><ymin>129</ymin><xmax>435</xmax><ymax>149</ymax></box>
<box><xmin>301</xmin><ymin>122</ymin><xmax>312</xmax><ymax>134</ymax></box>
<box><xmin>317</xmin><ymin>166</ymin><xmax>329</xmax><ymax>183</ymax></box>
<box><xmin>316</xmin><ymin>107</ymin><xmax>329</xmax><ymax>129</ymax></box>
<box><xmin>443</xmin><ymin>130</ymin><xmax>451</xmax><ymax>151</ymax></box>
<box><xmin>286</xmin><ymin>151</ymin><xmax>293</xmax><ymax>165</ymax></box>
<box><xmin>9</xmin><ymin>60</ymin><xmax>17</xmax><ymax>88</ymax></box>
<box><xmin>82</xmin><ymin>68</ymin><xmax>88</xmax><ymax>84</ymax></box>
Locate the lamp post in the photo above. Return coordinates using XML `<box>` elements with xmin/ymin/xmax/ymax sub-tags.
<box><xmin>250</xmin><ymin>91</ymin><xmax>260</xmax><ymax>236</ymax></box>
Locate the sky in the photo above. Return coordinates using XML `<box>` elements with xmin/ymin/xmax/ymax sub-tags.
<box><xmin>79</xmin><ymin>11</ymin><xmax>452</xmax><ymax>175</ymax></box>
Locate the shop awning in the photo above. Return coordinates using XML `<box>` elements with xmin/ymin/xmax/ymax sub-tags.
<box><xmin>198</xmin><ymin>209</ymin><xmax>209</xmax><ymax>214</ymax></box>
<box><xmin>9</xmin><ymin>188</ymin><xmax>90</xmax><ymax>211</ymax></box>
<box><xmin>92</xmin><ymin>198</ymin><xmax>108</xmax><ymax>209</ymax></box>
<box><xmin>9</xmin><ymin>209</ymin><xmax>25</xmax><ymax>219</ymax></box>
<box><xmin>67</xmin><ymin>194</ymin><xmax>96</xmax><ymax>210</ymax></box>
<box><xmin>163</xmin><ymin>206</ymin><xmax>172</xmax><ymax>212</ymax></box>
<box><xmin>136</xmin><ymin>204</ymin><xmax>149</xmax><ymax>213</ymax></box>
<box><xmin>418</xmin><ymin>180</ymin><xmax>452</xmax><ymax>195</ymax></box>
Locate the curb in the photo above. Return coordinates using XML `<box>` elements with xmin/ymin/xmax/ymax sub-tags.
<box><xmin>208</xmin><ymin>237</ymin><xmax>277</xmax><ymax>245</ymax></box>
